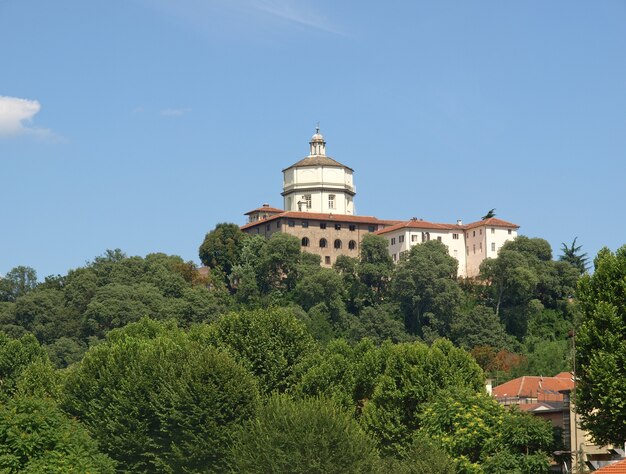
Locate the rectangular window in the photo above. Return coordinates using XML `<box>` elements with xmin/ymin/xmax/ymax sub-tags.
<box><xmin>473</xmin><ymin>244</ymin><xmax>476</xmax><ymax>254</ymax></box>
<box><xmin>491</xmin><ymin>228</ymin><xmax>495</xmax><ymax>234</ymax></box>
<box><xmin>328</xmin><ymin>194</ymin><xmax>335</xmax><ymax>209</ymax></box>
<box><xmin>325</xmin><ymin>256</ymin><xmax>331</xmax><ymax>265</ymax></box>
<box><xmin>412</xmin><ymin>235</ymin><xmax>418</xmax><ymax>242</ymax></box>
<box><xmin>452</xmin><ymin>233</ymin><xmax>459</xmax><ymax>240</ymax></box>
<box><xmin>466</xmin><ymin>232</ymin><xmax>469</xmax><ymax>238</ymax></box>
<box><xmin>266</xmin><ymin>224</ymin><xmax>270</xmax><ymax>230</ymax></box>
<box><xmin>399</xmin><ymin>235</ymin><xmax>405</xmax><ymax>243</ymax></box>
<box><xmin>391</xmin><ymin>238</ymin><xmax>396</xmax><ymax>245</ymax></box>
<box><xmin>368</xmin><ymin>225</ymin><xmax>376</xmax><ymax>232</ymax></box>
<box><xmin>304</xmin><ymin>194</ymin><xmax>312</xmax><ymax>209</ymax></box>
<box><xmin>437</xmin><ymin>236</ymin><xmax>442</xmax><ymax>242</ymax></box>
<box><xmin>302</xmin><ymin>221</ymin><xmax>309</xmax><ymax>228</ymax></box>
<box><xmin>392</xmin><ymin>253</ymin><xmax>397</xmax><ymax>261</ymax></box>
<box><xmin>335</xmin><ymin>223</ymin><xmax>341</xmax><ymax>230</ymax></box>
<box><xmin>276</xmin><ymin>221</ymin><xmax>280</xmax><ymax>228</ymax></box>
<box><xmin>480</xmin><ymin>229</ymin><xmax>483</xmax><ymax>235</ymax></box>
<box><xmin>349</xmin><ymin>224</ymin><xmax>356</xmax><ymax>231</ymax></box>
<box><xmin>491</xmin><ymin>242</ymin><xmax>496</xmax><ymax>252</ymax></box>
<box><xmin>320</xmin><ymin>223</ymin><xmax>327</xmax><ymax>229</ymax></box>
<box><xmin>288</xmin><ymin>220</ymin><xmax>295</xmax><ymax>227</ymax></box>
<box><xmin>473</xmin><ymin>231</ymin><xmax>476</xmax><ymax>237</ymax></box>
<box><xmin>480</xmin><ymin>242</ymin><xmax>483</xmax><ymax>252</ymax></box>
<box><xmin>508</xmin><ymin>229</ymin><xmax>512</xmax><ymax>235</ymax></box>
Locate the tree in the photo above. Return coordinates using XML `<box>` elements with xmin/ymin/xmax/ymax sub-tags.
<box><xmin>0</xmin><ymin>396</ymin><xmax>115</xmax><ymax>473</ymax></box>
<box><xmin>0</xmin><ymin>332</ymin><xmax>49</xmax><ymax>400</ymax></box>
<box><xmin>576</xmin><ymin>245</ymin><xmax>626</xmax><ymax>445</ymax></box>
<box><xmin>358</xmin><ymin>234</ymin><xmax>394</xmax><ymax>302</ymax></box>
<box><xmin>482</xmin><ymin>208</ymin><xmax>496</xmax><ymax>220</ymax></box>
<box><xmin>62</xmin><ymin>318</ymin><xmax>259</xmax><ymax>473</ymax></box>
<box><xmin>202</xmin><ymin>307</ymin><xmax>317</xmax><ymax>394</ymax></box>
<box><xmin>391</xmin><ymin>240</ymin><xmax>463</xmax><ymax>336</ymax></box>
<box><xmin>229</xmin><ymin>395</ymin><xmax>381</xmax><ymax>474</ymax></box>
<box><xmin>0</xmin><ymin>266</ymin><xmax>38</xmax><ymax>302</ymax></box>
<box><xmin>198</xmin><ymin>223</ymin><xmax>247</xmax><ymax>282</ymax></box>
<box><xmin>381</xmin><ymin>435</ymin><xmax>455</xmax><ymax>474</ymax></box>
<box><xmin>451</xmin><ymin>306</ymin><xmax>512</xmax><ymax>351</ymax></box>
<box><xmin>559</xmin><ymin>237</ymin><xmax>589</xmax><ymax>275</ymax></box>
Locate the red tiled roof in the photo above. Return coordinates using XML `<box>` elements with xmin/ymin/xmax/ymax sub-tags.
<box><xmin>595</xmin><ymin>458</ymin><xmax>626</xmax><ymax>473</ymax></box>
<box><xmin>244</xmin><ymin>205</ymin><xmax>284</xmax><ymax>215</ymax></box>
<box><xmin>464</xmin><ymin>217</ymin><xmax>520</xmax><ymax>230</ymax></box>
<box><xmin>493</xmin><ymin>374</ymin><xmax>574</xmax><ymax>402</ymax></box>
<box><xmin>241</xmin><ymin>211</ymin><xmax>401</xmax><ymax>231</ymax></box>
<box><xmin>375</xmin><ymin>219</ymin><xmax>463</xmax><ymax>235</ymax></box>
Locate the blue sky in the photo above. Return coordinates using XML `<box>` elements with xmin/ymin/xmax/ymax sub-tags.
<box><xmin>1</xmin><ymin>0</ymin><xmax>625</xmax><ymax>278</ymax></box>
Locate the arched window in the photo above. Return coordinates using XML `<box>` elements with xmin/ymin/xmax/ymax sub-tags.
<box><xmin>348</xmin><ymin>240</ymin><xmax>356</xmax><ymax>250</ymax></box>
<box><xmin>319</xmin><ymin>238</ymin><xmax>327</xmax><ymax>248</ymax></box>
<box><xmin>301</xmin><ymin>237</ymin><xmax>310</xmax><ymax>247</ymax></box>
<box><xmin>334</xmin><ymin>239</ymin><xmax>342</xmax><ymax>249</ymax></box>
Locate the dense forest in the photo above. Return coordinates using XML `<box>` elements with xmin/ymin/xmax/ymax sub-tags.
<box><xmin>0</xmin><ymin>223</ymin><xmax>606</xmax><ymax>473</ymax></box>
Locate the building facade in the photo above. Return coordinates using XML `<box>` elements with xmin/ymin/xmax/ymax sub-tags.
<box><xmin>241</xmin><ymin>129</ymin><xmax>519</xmax><ymax>276</ymax></box>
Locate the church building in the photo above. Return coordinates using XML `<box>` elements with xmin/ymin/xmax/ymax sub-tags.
<box><xmin>241</xmin><ymin>128</ymin><xmax>519</xmax><ymax>277</ymax></box>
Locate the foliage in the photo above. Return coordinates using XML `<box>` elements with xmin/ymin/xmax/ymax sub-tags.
<box><xmin>201</xmin><ymin>307</ymin><xmax>317</xmax><ymax>394</ymax></box>
<box><xmin>380</xmin><ymin>435</ymin><xmax>456</xmax><ymax>474</ymax></box>
<box><xmin>559</xmin><ymin>237</ymin><xmax>589</xmax><ymax>275</ymax></box>
<box><xmin>452</xmin><ymin>306</ymin><xmax>512</xmax><ymax>351</ymax></box>
<box><xmin>229</xmin><ymin>395</ymin><xmax>381</xmax><ymax>473</ymax></box>
<box><xmin>576</xmin><ymin>245</ymin><xmax>626</xmax><ymax>444</ymax></box>
<box><xmin>0</xmin><ymin>332</ymin><xmax>49</xmax><ymax>400</ymax></box>
<box><xmin>0</xmin><ymin>266</ymin><xmax>38</xmax><ymax>302</ymax></box>
<box><xmin>198</xmin><ymin>222</ymin><xmax>247</xmax><ymax>280</ymax></box>
<box><xmin>391</xmin><ymin>240</ymin><xmax>463</xmax><ymax>336</ymax></box>
<box><xmin>0</xmin><ymin>395</ymin><xmax>115</xmax><ymax>473</ymax></box>
<box><xmin>61</xmin><ymin>318</ymin><xmax>259</xmax><ymax>473</ymax></box>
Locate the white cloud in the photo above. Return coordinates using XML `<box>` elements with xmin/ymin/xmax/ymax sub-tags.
<box><xmin>160</xmin><ymin>107</ymin><xmax>192</xmax><ymax>117</ymax></box>
<box><xmin>0</xmin><ymin>96</ymin><xmax>54</xmax><ymax>139</ymax></box>
<box><xmin>250</xmin><ymin>0</ymin><xmax>344</xmax><ymax>35</ymax></box>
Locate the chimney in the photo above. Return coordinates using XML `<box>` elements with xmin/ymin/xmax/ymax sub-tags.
<box><xmin>457</xmin><ymin>219</ymin><xmax>463</xmax><ymax>226</ymax></box>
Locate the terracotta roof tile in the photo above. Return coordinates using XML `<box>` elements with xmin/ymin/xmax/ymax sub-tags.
<box><xmin>464</xmin><ymin>217</ymin><xmax>520</xmax><ymax>230</ymax></box>
<box><xmin>595</xmin><ymin>458</ymin><xmax>626</xmax><ymax>473</ymax></box>
<box><xmin>493</xmin><ymin>374</ymin><xmax>574</xmax><ymax>402</ymax></box>
<box><xmin>241</xmin><ymin>211</ymin><xmax>400</xmax><ymax>231</ymax></box>
<box><xmin>375</xmin><ymin>219</ymin><xmax>463</xmax><ymax>235</ymax></box>
<box><xmin>244</xmin><ymin>205</ymin><xmax>284</xmax><ymax>215</ymax></box>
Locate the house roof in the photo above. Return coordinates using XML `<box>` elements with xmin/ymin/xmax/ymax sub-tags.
<box><xmin>240</xmin><ymin>211</ymin><xmax>400</xmax><ymax>231</ymax></box>
<box><xmin>464</xmin><ymin>217</ymin><xmax>520</xmax><ymax>230</ymax></box>
<box><xmin>282</xmin><ymin>155</ymin><xmax>354</xmax><ymax>172</ymax></box>
<box><xmin>244</xmin><ymin>205</ymin><xmax>284</xmax><ymax>215</ymax></box>
<box><xmin>594</xmin><ymin>458</ymin><xmax>626</xmax><ymax>473</ymax></box>
<box><xmin>493</xmin><ymin>373</ymin><xmax>574</xmax><ymax>402</ymax></box>
<box><xmin>375</xmin><ymin>219</ymin><xmax>463</xmax><ymax>235</ymax></box>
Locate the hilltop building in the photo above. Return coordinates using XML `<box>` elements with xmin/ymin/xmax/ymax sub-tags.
<box><xmin>241</xmin><ymin>129</ymin><xmax>519</xmax><ymax>277</ymax></box>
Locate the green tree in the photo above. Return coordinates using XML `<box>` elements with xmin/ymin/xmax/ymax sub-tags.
<box><xmin>229</xmin><ymin>395</ymin><xmax>381</xmax><ymax>473</ymax></box>
<box><xmin>576</xmin><ymin>245</ymin><xmax>626</xmax><ymax>445</ymax></box>
<box><xmin>257</xmin><ymin>233</ymin><xmax>302</xmax><ymax>295</ymax></box>
<box><xmin>559</xmin><ymin>237</ymin><xmax>589</xmax><ymax>275</ymax></box>
<box><xmin>62</xmin><ymin>318</ymin><xmax>259</xmax><ymax>473</ymax></box>
<box><xmin>0</xmin><ymin>332</ymin><xmax>49</xmax><ymax>400</ymax></box>
<box><xmin>381</xmin><ymin>435</ymin><xmax>455</xmax><ymax>474</ymax></box>
<box><xmin>0</xmin><ymin>266</ymin><xmax>38</xmax><ymax>302</ymax></box>
<box><xmin>358</xmin><ymin>234</ymin><xmax>394</xmax><ymax>303</ymax></box>
<box><xmin>391</xmin><ymin>240</ymin><xmax>463</xmax><ymax>336</ymax></box>
<box><xmin>202</xmin><ymin>307</ymin><xmax>317</xmax><ymax>394</ymax></box>
<box><xmin>199</xmin><ymin>223</ymin><xmax>247</xmax><ymax>284</ymax></box>
<box><xmin>0</xmin><ymin>396</ymin><xmax>115</xmax><ymax>473</ymax></box>
<box><xmin>452</xmin><ymin>306</ymin><xmax>511</xmax><ymax>351</ymax></box>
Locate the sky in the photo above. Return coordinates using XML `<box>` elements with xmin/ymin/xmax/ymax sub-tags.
<box><xmin>1</xmin><ymin>0</ymin><xmax>625</xmax><ymax>279</ymax></box>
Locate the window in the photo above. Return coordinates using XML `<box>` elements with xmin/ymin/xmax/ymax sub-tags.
<box><xmin>454</xmin><ymin>249</ymin><xmax>458</xmax><ymax>258</ymax></box>
<box><xmin>479</xmin><ymin>242</ymin><xmax>482</xmax><ymax>252</ymax></box>
<box><xmin>412</xmin><ymin>235</ymin><xmax>418</xmax><ymax>242</ymax></box>
<box><xmin>368</xmin><ymin>225</ymin><xmax>376</xmax><ymax>232</ymax></box>
<box><xmin>266</xmin><ymin>224</ymin><xmax>270</xmax><ymax>230</ymax></box>
<box><xmin>256</xmin><ymin>228</ymin><xmax>260</xmax><ymax>234</ymax></box>
<box><xmin>437</xmin><ymin>236</ymin><xmax>442</xmax><ymax>242</ymax></box>
<box><xmin>466</xmin><ymin>232</ymin><xmax>469</xmax><ymax>238</ymax></box>
<box><xmin>304</xmin><ymin>194</ymin><xmax>312</xmax><ymax>209</ymax></box>
<box><xmin>325</xmin><ymin>256</ymin><xmax>331</xmax><ymax>265</ymax></box>
<box><xmin>491</xmin><ymin>242</ymin><xmax>496</xmax><ymax>252</ymax></box>
<box><xmin>480</xmin><ymin>229</ymin><xmax>483</xmax><ymax>235</ymax></box>
<box><xmin>473</xmin><ymin>244</ymin><xmax>476</xmax><ymax>254</ymax></box>
<box><xmin>301</xmin><ymin>237</ymin><xmax>309</xmax><ymax>247</ymax></box>
<box><xmin>335</xmin><ymin>223</ymin><xmax>341</xmax><ymax>230</ymax></box>
<box><xmin>392</xmin><ymin>253</ymin><xmax>397</xmax><ymax>261</ymax></box>
<box><xmin>452</xmin><ymin>233</ymin><xmax>459</xmax><ymax>240</ymax></box>
<box><xmin>399</xmin><ymin>235</ymin><xmax>405</xmax><ymax>243</ymax></box>
<box><xmin>391</xmin><ymin>238</ymin><xmax>396</xmax><ymax>245</ymax></box>
<box><xmin>348</xmin><ymin>240</ymin><xmax>356</xmax><ymax>250</ymax></box>
<box><xmin>349</xmin><ymin>224</ymin><xmax>356</xmax><ymax>231</ymax></box>
<box><xmin>334</xmin><ymin>239</ymin><xmax>342</xmax><ymax>249</ymax></box>
<box><xmin>319</xmin><ymin>238</ymin><xmax>327</xmax><ymax>248</ymax></box>
<box><xmin>328</xmin><ymin>194</ymin><xmax>335</xmax><ymax>209</ymax></box>
<box><xmin>288</xmin><ymin>220</ymin><xmax>295</xmax><ymax>227</ymax></box>
<box><xmin>491</xmin><ymin>228</ymin><xmax>495</xmax><ymax>234</ymax></box>
<box><xmin>508</xmin><ymin>229</ymin><xmax>512</xmax><ymax>235</ymax></box>
<box><xmin>301</xmin><ymin>221</ymin><xmax>309</xmax><ymax>228</ymax></box>
<box><xmin>320</xmin><ymin>223</ymin><xmax>327</xmax><ymax>229</ymax></box>
<box><xmin>276</xmin><ymin>221</ymin><xmax>280</xmax><ymax>228</ymax></box>
<box><xmin>473</xmin><ymin>231</ymin><xmax>476</xmax><ymax>237</ymax></box>
<box><xmin>422</xmin><ymin>232</ymin><xmax>430</xmax><ymax>243</ymax></box>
